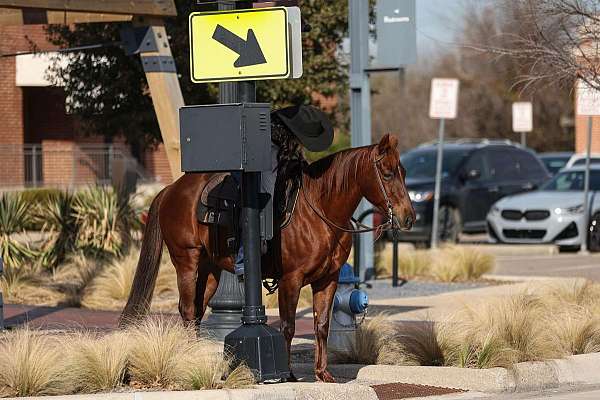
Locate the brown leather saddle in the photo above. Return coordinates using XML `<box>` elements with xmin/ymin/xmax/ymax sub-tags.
<box><xmin>197</xmin><ymin>170</ymin><xmax>301</xmax><ymax>256</ymax></box>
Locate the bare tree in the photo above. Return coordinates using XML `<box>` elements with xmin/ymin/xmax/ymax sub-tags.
<box><xmin>470</xmin><ymin>0</ymin><xmax>600</xmax><ymax>91</ymax></box>
<box><xmin>371</xmin><ymin>0</ymin><xmax>574</xmax><ymax>153</ymax></box>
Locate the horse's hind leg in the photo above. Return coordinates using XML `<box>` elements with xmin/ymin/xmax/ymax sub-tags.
<box><xmin>170</xmin><ymin>247</ymin><xmax>201</xmax><ymax>324</ymax></box>
<box><xmin>277</xmin><ymin>276</ymin><xmax>302</xmax><ymax>381</ymax></box>
<box><xmin>311</xmin><ymin>275</ymin><xmax>338</xmax><ymax>383</ymax></box>
<box><xmin>195</xmin><ymin>259</ymin><xmax>221</xmax><ymax>323</ymax></box>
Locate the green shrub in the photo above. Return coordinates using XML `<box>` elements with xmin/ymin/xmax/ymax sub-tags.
<box><xmin>72</xmin><ymin>186</ymin><xmax>141</xmax><ymax>257</ymax></box>
<box><xmin>19</xmin><ymin>188</ymin><xmax>62</xmax><ymax>206</ymax></box>
<box><xmin>37</xmin><ymin>191</ymin><xmax>78</xmax><ymax>269</ymax></box>
<box><xmin>0</xmin><ymin>192</ymin><xmax>37</xmax><ymax>268</ymax></box>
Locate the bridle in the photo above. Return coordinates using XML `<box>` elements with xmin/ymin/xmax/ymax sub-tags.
<box><xmin>301</xmin><ymin>153</ymin><xmax>403</xmax><ymax>237</ymax></box>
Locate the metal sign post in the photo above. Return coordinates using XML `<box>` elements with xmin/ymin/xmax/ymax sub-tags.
<box><xmin>349</xmin><ymin>0</ymin><xmax>416</xmax><ymax>280</ymax></box>
<box><xmin>513</xmin><ymin>102</ymin><xmax>533</xmax><ymax>148</ymax></box>
<box><xmin>576</xmin><ymin>80</ymin><xmax>600</xmax><ymax>253</ymax></box>
<box><xmin>429</xmin><ymin>78</ymin><xmax>459</xmax><ymax>249</ymax></box>
<box><xmin>184</xmin><ymin>2</ymin><xmax>302</xmax><ymax>382</ymax></box>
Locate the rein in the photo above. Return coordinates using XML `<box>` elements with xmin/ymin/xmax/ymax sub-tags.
<box><xmin>301</xmin><ymin>154</ymin><xmax>397</xmax><ymax>236</ymax></box>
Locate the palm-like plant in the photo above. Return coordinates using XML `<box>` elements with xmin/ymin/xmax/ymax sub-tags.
<box><xmin>37</xmin><ymin>192</ymin><xmax>78</xmax><ymax>270</ymax></box>
<box><xmin>0</xmin><ymin>193</ymin><xmax>37</xmax><ymax>268</ymax></box>
<box><xmin>72</xmin><ymin>186</ymin><xmax>140</xmax><ymax>257</ymax></box>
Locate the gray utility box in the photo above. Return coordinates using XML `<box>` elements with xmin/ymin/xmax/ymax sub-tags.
<box><xmin>180</xmin><ymin>103</ymin><xmax>271</xmax><ymax>173</ymax></box>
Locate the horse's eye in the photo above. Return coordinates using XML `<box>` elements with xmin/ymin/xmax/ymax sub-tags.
<box><xmin>383</xmin><ymin>172</ymin><xmax>394</xmax><ymax>181</ymax></box>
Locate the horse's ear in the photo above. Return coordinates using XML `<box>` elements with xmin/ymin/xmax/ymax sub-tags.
<box><xmin>377</xmin><ymin>133</ymin><xmax>398</xmax><ymax>155</ymax></box>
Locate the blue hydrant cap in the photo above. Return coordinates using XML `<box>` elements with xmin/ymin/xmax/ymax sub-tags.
<box><xmin>349</xmin><ymin>289</ymin><xmax>369</xmax><ymax>314</ymax></box>
<box><xmin>338</xmin><ymin>263</ymin><xmax>360</xmax><ymax>284</ymax></box>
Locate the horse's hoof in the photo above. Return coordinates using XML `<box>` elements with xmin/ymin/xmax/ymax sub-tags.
<box><xmin>288</xmin><ymin>372</ymin><xmax>299</xmax><ymax>382</ymax></box>
<box><xmin>315</xmin><ymin>370</ymin><xmax>336</xmax><ymax>383</ymax></box>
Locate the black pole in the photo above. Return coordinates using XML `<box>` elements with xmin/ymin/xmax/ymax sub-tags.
<box><xmin>238</xmin><ymin>81</ymin><xmax>267</xmax><ymax>324</ymax></box>
<box><xmin>202</xmin><ymin>0</ymin><xmax>246</xmax><ymax>341</ymax></box>
<box><xmin>222</xmin><ymin>3</ymin><xmax>289</xmax><ymax>383</ymax></box>
<box><xmin>392</xmin><ymin>232</ymin><xmax>399</xmax><ymax>287</ymax></box>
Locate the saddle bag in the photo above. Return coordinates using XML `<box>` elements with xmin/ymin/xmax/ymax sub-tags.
<box><xmin>197</xmin><ymin>174</ymin><xmax>240</xmax><ymax>255</ymax></box>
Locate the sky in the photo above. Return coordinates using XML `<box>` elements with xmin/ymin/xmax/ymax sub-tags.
<box><xmin>416</xmin><ymin>0</ymin><xmax>466</xmax><ymax>56</ymax></box>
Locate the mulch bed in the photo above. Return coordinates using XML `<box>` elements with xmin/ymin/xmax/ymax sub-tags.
<box><xmin>372</xmin><ymin>382</ymin><xmax>464</xmax><ymax>400</ymax></box>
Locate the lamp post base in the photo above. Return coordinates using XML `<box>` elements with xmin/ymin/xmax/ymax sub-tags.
<box><xmin>224</xmin><ymin>323</ymin><xmax>290</xmax><ymax>382</ymax></box>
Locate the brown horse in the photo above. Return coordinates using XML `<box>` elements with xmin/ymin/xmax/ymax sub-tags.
<box><xmin>120</xmin><ymin>133</ymin><xmax>414</xmax><ymax>382</ymax></box>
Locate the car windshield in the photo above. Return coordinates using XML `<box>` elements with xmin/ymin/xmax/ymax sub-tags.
<box><xmin>400</xmin><ymin>148</ymin><xmax>470</xmax><ymax>179</ymax></box>
<box><xmin>541</xmin><ymin>157</ymin><xmax>569</xmax><ymax>175</ymax></box>
<box><xmin>541</xmin><ymin>170</ymin><xmax>600</xmax><ymax>191</ymax></box>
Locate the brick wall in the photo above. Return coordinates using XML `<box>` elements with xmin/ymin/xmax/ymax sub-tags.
<box><xmin>575</xmin><ymin>114</ymin><xmax>600</xmax><ymax>153</ymax></box>
<box><xmin>0</xmin><ymin>24</ymin><xmax>173</xmax><ymax>187</ymax></box>
<box><xmin>0</xmin><ymin>25</ymin><xmax>55</xmax><ymax>187</ymax></box>
<box><xmin>144</xmin><ymin>144</ymin><xmax>173</xmax><ymax>184</ymax></box>
<box><xmin>41</xmin><ymin>140</ymin><xmax>75</xmax><ymax>187</ymax></box>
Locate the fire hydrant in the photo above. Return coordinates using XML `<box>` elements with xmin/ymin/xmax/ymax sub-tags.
<box><xmin>327</xmin><ymin>263</ymin><xmax>368</xmax><ymax>353</ymax></box>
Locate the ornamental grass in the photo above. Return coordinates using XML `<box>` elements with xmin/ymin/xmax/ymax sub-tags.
<box><xmin>0</xmin><ymin>317</ymin><xmax>254</xmax><ymax>398</ymax></box>
<box><xmin>350</xmin><ymin>279</ymin><xmax>600</xmax><ymax>369</ymax></box>
<box><xmin>375</xmin><ymin>245</ymin><xmax>495</xmax><ymax>282</ymax></box>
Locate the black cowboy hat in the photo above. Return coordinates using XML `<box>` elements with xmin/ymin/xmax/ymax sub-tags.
<box><xmin>273</xmin><ymin>105</ymin><xmax>334</xmax><ymax>152</ymax></box>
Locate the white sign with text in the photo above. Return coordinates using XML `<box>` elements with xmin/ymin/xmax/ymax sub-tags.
<box><xmin>429</xmin><ymin>78</ymin><xmax>459</xmax><ymax>119</ymax></box>
<box><xmin>577</xmin><ymin>80</ymin><xmax>600</xmax><ymax>116</ymax></box>
<box><xmin>512</xmin><ymin>102</ymin><xmax>533</xmax><ymax>132</ymax></box>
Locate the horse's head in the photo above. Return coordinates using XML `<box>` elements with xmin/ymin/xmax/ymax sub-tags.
<box><xmin>366</xmin><ymin>134</ymin><xmax>415</xmax><ymax>231</ymax></box>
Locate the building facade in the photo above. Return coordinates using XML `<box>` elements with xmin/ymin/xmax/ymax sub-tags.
<box><xmin>0</xmin><ymin>24</ymin><xmax>172</xmax><ymax>189</ymax></box>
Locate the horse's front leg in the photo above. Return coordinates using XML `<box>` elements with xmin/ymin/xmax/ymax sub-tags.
<box><xmin>311</xmin><ymin>275</ymin><xmax>338</xmax><ymax>383</ymax></box>
<box><xmin>277</xmin><ymin>276</ymin><xmax>302</xmax><ymax>381</ymax></box>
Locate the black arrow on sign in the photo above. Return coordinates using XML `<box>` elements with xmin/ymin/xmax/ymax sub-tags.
<box><xmin>212</xmin><ymin>24</ymin><xmax>267</xmax><ymax>68</ymax></box>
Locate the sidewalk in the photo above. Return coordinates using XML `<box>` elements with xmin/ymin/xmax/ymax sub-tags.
<box><xmin>3</xmin><ymin>304</ymin><xmax>316</xmax><ymax>338</ymax></box>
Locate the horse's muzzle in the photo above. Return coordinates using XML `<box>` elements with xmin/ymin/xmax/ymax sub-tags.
<box><xmin>393</xmin><ymin>215</ymin><xmax>413</xmax><ymax>231</ymax></box>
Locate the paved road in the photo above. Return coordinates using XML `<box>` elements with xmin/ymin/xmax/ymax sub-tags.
<box><xmin>436</xmin><ymin>385</ymin><xmax>600</xmax><ymax>400</ymax></box>
<box><xmin>492</xmin><ymin>253</ymin><xmax>600</xmax><ymax>280</ymax></box>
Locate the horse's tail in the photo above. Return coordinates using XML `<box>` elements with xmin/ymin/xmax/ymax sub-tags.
<box><xmin>119</xmin><ymin>190</ymin><xmax>165</xmax><ymax>327</ymax></box>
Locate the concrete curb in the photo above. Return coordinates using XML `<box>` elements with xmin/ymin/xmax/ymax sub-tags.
<box><xmin>355</xmin><ymin>353</ymin><xmax>600</xmax><ymax>393</ymax></box>
<box><xmin>11</xmin><ymin>383</ymin><xmax>377</xmax><ymax>400</ymax></box>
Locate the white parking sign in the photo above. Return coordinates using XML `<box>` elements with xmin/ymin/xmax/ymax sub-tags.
<box><xmin>512</xmin><ymin>102</ymin><xmax>533</xmax><ymax>132</ymax></box>
<box><xmin>577</xmin><ymin>80</ymin><xmax>600</xmax><ymax>116</ymax></box>
<box><xmin>429</xmin><ymin>78</ymin><xmax>459</xmax><ymax>119</ymax></box>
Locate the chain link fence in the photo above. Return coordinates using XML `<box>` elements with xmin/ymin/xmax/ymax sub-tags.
<box><xmin>0</xmin><ymin>144</ymin><xmax>154</xmax><ymax>189</ymax></box>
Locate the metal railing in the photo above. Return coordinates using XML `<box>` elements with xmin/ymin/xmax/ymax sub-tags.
<box><xmin>0</xmin><ymin>143</ymin><xmax>154</xmax><ymax>189</ymax></box>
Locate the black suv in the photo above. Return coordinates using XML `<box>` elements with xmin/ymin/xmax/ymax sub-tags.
<box><xmin>396</xmin><ymin>140</ymin><xmax>551</xmax><ymax>246</ymax></box>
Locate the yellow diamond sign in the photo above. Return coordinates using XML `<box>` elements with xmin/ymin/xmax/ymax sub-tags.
<box><xmin>189</xmin><ymin>7</ymin><xmax>290</xmax><ymax>83</ymax></box>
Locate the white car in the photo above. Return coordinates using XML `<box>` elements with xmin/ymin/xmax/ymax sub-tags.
<box><xmin>565</xmin><ymin>153</ymin><xmax>600</xmax><ymax>169</ymax></box>
<box><xmin>487</xmin><ymin>166</ymin><xmax>600</xmax><ymax>252</ymax></box>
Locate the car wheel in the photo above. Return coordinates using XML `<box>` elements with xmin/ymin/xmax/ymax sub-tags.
<box><xmin>558</xmin><ymin>245</ymin><xmax>581</xmax><ymax>253</ymax></box>
<box><xmin>588</xmin><ymin>213</ymin><xmax>600</xmax><ymax>253</ymax></box>
<box><xmin>437</xmin><ymin>205</ymin><xmax>461</xmax><ymax>243</ymax></box>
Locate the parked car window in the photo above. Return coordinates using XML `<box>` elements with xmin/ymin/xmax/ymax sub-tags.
<box><xmin>513</xmin><ymin>151</ymin><xmax>547</xmax><ymax>177</ymax></box>
<box><xmin>572</xmin><ymin>158</ymin><xmax>600</xmax><ymax>167</ymax></box>
<box><xmin>400</xmin><ymin>148</ymin><xmax>470</xmax><ymax>179</ymax></box>
<box><xmin>541</xmin><ymin>170</ymin><xmax>600</xmax><ymax>191</ymax></box>
<box><xmin>541</xmin><ymin>157</ymin><xmax>569</xmax><ymax>174</ymax></box>
<box><xmin>462</xmin><ymin>151</ymin><xmax>490</xmax><ymax>180</ymax></box>
<box><xmin>488</xmin><ymin>149</ymin><xmax>519</xmax><ymax>180</ymax></box>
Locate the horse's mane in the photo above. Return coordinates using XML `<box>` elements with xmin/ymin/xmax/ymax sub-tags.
<box><xmin>303</xmin><ymin>146</ymin><xmax>373</xmax><ymax>194</ymax></box>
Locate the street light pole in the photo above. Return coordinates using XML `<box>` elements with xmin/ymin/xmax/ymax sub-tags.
<box><xmin>349</xmin><ymin>0</ymin><xmax>373</xmax><ymax>280</ymax></box>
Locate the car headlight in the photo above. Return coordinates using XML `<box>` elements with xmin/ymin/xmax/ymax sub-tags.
<box><xmin>491</xmin><ymin>205</ymin><xmax>500</xmax><ymax>214</ymax></box>
<box><xmin>409</xmin><ymin>191</ymin><xmax>433</xmax><ymax>202</ymax></box>
<box><xmin>554</xmin><ymin>205</ymin><xmax>584</xmax><ymax>215</ymax></box>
